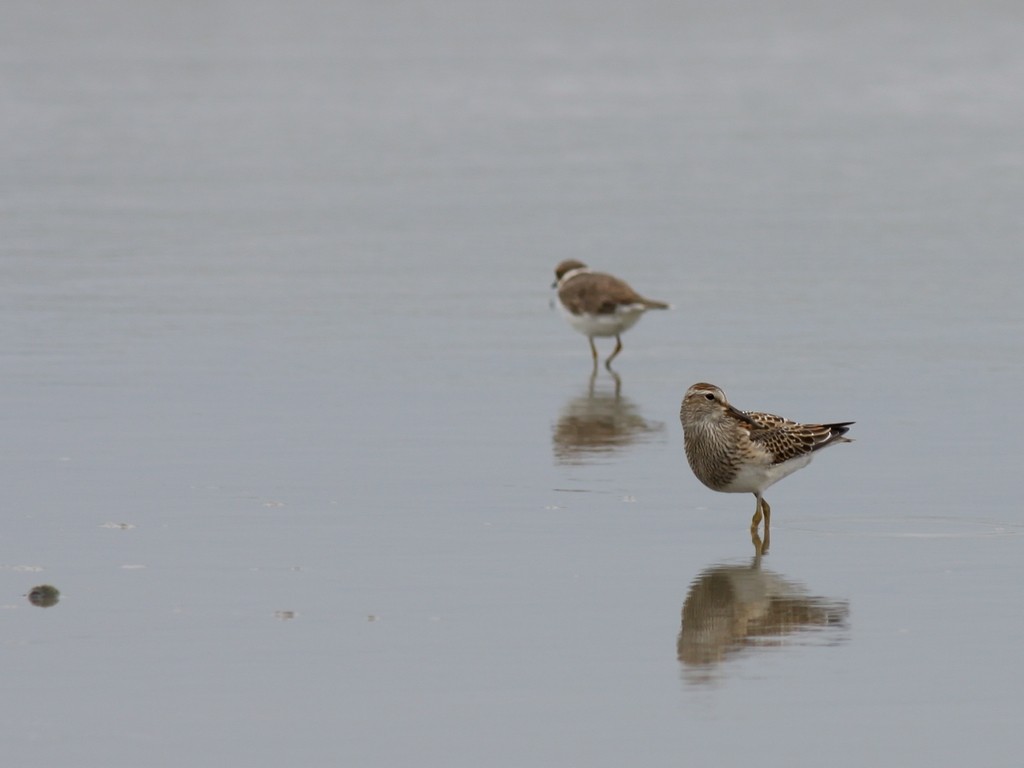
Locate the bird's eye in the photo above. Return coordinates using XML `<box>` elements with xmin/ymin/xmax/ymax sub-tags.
<box><xmin>704</xmin><ymin>393</ymin><xmax>715</xmax><ymax>401</ymax></box>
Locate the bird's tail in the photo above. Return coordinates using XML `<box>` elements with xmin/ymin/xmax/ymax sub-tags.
<box><xmin>642</xmin><ymin>298</ymin><xmax>670</xmax><ymax>310</ymax></box>
<box><xmin>824</xmin><ymin>422</ymin><xmax>855</xmax><ymax>444</ymax></box>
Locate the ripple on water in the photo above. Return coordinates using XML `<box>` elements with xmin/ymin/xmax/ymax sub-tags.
<box><xmin>784</xmin><ymin>515</ymin><xmax>1024</xmax><ymax>539</ymax></box>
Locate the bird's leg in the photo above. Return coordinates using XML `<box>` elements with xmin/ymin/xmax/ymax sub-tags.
<box><xmin>750</xmin><ymin>527</ymin><xmax>765</xmax><ymax>558</ymax></box>
<box><xmin>605</xmin><ymin>335</ymin><xmax>623</xmax><ymax>369</ymax></box>
<box><xmin>608</xmin><ymin>368</ymin><xmax>622</xmax><ymax>398</ymax></box>
<box><xmin>588</xmin><ymin>337</ymin><xmax>599</xmax><ymax>372</ymax></box>
<box><xmin>750</xmin><ymin>495</ymin><xmax>763</xmax><ymax>528</ymax></box>
<box><xmin>756</xmin><ymin>497</ymin><xmax>770</xmax><ymax>553</ymax></box>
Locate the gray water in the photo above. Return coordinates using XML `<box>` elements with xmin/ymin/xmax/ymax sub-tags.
<box><xmin>4</xmin><ymin>1</ymin><xmax>1024</xmax><ymax>766</ymax></box>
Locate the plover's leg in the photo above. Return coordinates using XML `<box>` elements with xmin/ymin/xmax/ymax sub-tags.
<box><xmin>605</xmin><ymin>335</ymin><xmax>623</xmax><ymax>369</ymax></box>
<box><xmin>762</xmin><ymin>498</ymin><xmax>771</xmax><ymax>532</ymax></box>
<box><xmin>588</xmin><ymin>337</ymin><xmax>598</xmax><ymax>367</ymax></box>
<box><xmin>608</xmin><ymin>368</ymin><xmax>622</xmax><ymax>398</ymax></box>
<box><xmin>751</xmin><ymin>495</ymin><xmax>764</xmax><ymax>528</ymax></box>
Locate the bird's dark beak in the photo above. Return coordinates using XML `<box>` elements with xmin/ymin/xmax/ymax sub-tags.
<box><xmin>551</xmin><ymin>280</ymin><xmax>557</xmax><ymax>289</ymax></box>
<box><xmin>728</xmin><ymin>403</ymin><xmax>758</xmax><ymax>426</ymax></box>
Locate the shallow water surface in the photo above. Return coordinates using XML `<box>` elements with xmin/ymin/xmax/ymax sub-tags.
<box><xmin>3</xmin><ymin>1</ymin><xmax>1024</xmax><ymax>766</ymax></box>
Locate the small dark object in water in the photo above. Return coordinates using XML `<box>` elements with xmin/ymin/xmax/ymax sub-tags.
<box><xmin>27</xmin><ymin>584</ymin><xmax>60</xmax><ymax>608</ymax></box>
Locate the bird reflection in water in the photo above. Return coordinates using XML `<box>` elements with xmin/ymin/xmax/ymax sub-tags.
<box><xmin>678</xmin><ymin>537</ymin><xmax>848</xmax><ymax>682</ymax></box>
<box><xmin>552</xmin><ymin>370</ymin><xmax>665</xmax><ymax>464</ymax></box>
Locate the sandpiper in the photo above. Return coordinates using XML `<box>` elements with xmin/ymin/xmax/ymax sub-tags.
<box><xmin>553</xmin><ymin>260</ymin><xmax>669</xmax><ymax>369</ymax></box>
<box><xmin>679</xmin><ymin>383</ymin><xmax>853</xmax><ymax>542</ymax></box>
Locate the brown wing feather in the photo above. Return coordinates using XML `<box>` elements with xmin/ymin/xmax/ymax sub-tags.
<box><xmin>749</xmin><ymin>422</ymin><xmax>854</xmax><ymax>465</ymax></box>
<box><xmin>744</xmin><ymin>411</ymin><xmax>797</xmax><ymax>429</ymax></box>
<box><xmin>559</xmin><ymin>273</ymin><xmax>646</xmax><ymax>315</ymax></box>
<box><xmin>558</xmin><ymin>272</ymin><xmax>667</xmax><ymax>315</ymax></box>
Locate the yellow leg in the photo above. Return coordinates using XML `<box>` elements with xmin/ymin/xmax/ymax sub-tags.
<box><xmin>750</xmin><ymin>527</ymin><xmax>765</xmax><ymax>558</ymax></box>
<box><xmin>588</xmin><ymin>337</ymin><xmax>598</xmax><ymax>371</ymax></box>
<box><xmin>750</xmin><ymin>496</ymin><xmax>771</xmax><ymax>553</ymax></box>
<box><xmin>605</xmin><ymin>335</ymin><xmax>623</xmax><ymax>369</ymax></box>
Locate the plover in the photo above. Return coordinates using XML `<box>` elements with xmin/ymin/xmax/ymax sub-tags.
<box><xmin>553</xmin><ymin>260</ymin><xmax>669</xmax><ymax>369</ymax></box>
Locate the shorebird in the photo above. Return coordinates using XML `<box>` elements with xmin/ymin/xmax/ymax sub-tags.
<box><xmin>552</xmin><ymin>260</ymin><xmax>669</xmax><ymax>369</ymax></box>
<box><xmin>679</xmin><ymin>383</ymin><xmax>853</xmax><ymax>543</ymax></box>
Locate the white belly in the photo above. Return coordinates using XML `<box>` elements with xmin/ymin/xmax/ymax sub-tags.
<box><xmin>721</xmin><ymin>453</ymin><xmax>814</xmax><ymax>495</ymax></box>
<box><xmin>560</xmin><ymin>303</ymin><xmax>647</xmax><ymax>338</ymax></box>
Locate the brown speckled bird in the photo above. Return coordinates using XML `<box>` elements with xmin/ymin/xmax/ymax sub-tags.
<box><xmin>679</xmin><ymin>383</ymin><xmax>853</xmax><ymax>541</ymax></box>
